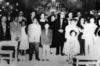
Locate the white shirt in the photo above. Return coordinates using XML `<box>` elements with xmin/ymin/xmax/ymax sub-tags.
<box><xmin>28</xmin><ymin>23</ymin><xmax>41</xmax><ymax>43</ymax></box>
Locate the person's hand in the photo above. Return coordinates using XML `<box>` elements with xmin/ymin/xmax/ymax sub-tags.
<box><xmin>16</xmin><ymin>37</ymin><xmax>20</xmax><ymax>41</ymax></box>
<box><xmin>58</xmin><ymin>29</ymin><xmax>63</xmax><ymax>33</ymax></box>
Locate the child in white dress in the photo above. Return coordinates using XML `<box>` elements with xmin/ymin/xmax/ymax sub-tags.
<box><xmin>63</xmin><ymin>30</ymin><xmax>80</xmax><ymax>64</ymax></box>
<box><xmin>19</xmin><ymin>20</ymin><xmax>29</xmax><ymax>61</ymax></box>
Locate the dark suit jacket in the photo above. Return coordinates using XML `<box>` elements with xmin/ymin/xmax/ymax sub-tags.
<box><xmin>55</xmin><ymin>18</ymin><xmax>68</xmax><ymax>43</ymax></box>
<box><xmin>0</xmin><ymin>22</ymin><xmax>11</xmax><ymax>41</ymax></box>
<box><xmin>56</xmin><ymin>18</ymin><xmax>67</xmax><ymax>34</ymax></box>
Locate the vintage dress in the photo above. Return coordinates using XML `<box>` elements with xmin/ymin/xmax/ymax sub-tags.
<box><xmin>91</xmin><ymin>28</ymin><xmax>100</xmax><ymax>57</ymax></box>
<box><xmin>19</xmin><ymin>26</ymin><xmax>29</xmax><ymax>50</ymax></box>
<box><xmin>82</xmin><ymin>23</ymin><xmax>97</xmax><ymax>55</ymax></box>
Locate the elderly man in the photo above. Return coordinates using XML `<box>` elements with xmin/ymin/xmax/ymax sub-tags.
<box><xmin>56</xmin><ymin>12</ymin><xmax>67</xmax><ymax>55</ymax></box>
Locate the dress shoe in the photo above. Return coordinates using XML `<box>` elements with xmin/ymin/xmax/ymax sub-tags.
<box><xmin>42</xmin><ymin>59</ymin><xmax>45</xmax><ymax>61</ymax></box>
<box><xmin>46</xmin><ymin>59</ymin><xmax>50</xmax><ymax>61</ymax></box>
<box><xmin>61</xmin><ymin>53</ymin><xmax>65</xmax><ymax>56</ymax></box>
<box><xmin>36</xmin><ymin>58</ymin><xmax>40</xmax><ymax>61</ymax></box>
<box><xmin>56</xmin><ymin>53</ymin><xmax>59</xmax><ymax>55</ymax></box>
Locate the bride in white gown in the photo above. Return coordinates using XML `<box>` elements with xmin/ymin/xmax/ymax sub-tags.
<box><xmin>92</xmin><ymin>18</ymin><xmax>100</xmax><ymax>58</ymax></box>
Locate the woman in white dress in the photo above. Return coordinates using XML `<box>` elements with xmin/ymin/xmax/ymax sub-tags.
<box><xmin>19</xmin><ymin>20</ymin><xmax>29</xmax><ymax>57</ymax></box>
<box><xmin>82</xmin><ymin>17</ymin><xmax>97</xmax><ymax>56</ymax></box>
<box><xmin>63</xmin><ymin>19</ymin><xmax>80</xmax><ymax>64</ymax></box>
<box><xmin>92</xmin><ymin>17</ymin><xmax>100</xmax><ymax>57</ymax></box>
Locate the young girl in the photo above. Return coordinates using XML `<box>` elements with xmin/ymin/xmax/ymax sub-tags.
<box><xmin>19</xmin><ymin>20</ymin><xmax>29</xmax><ymax>61</ymax></box>
<box><xmin>63</xmin><ymin>30</ymin><xmax>80</xmax><ymax>64</ymax></box>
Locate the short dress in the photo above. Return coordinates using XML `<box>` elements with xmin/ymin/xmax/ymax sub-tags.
<box><xmin>63</xmin><ymin>36</ymin><xmax>80</xmax><ymax>56</ymax></box>
<box><xmin>19</xmin><ymin>26</ymin><xmax>29</xmax><ymax>50</ymax></box>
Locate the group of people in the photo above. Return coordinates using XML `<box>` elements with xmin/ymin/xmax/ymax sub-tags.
<box><xmin>0</xmin><ymin>9</ymin><xmax>100</xmax><ymax>64</ymax></box>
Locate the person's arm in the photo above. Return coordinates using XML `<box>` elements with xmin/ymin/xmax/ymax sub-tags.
<box><xmin>94</xmin><ymin>25</ymin><xmax>98</xmax><ymax>36</ymax></box>
<box><xmin>9</xmin><ymin>22</ymin><xmax>14</xmax><ymax>37</ymax></box>
<box><xmin>41</xmin><ymin>31</ymin><xmax>44</xmax><ymax>45</ymax></box>
<box><xmin>39</xmin><ymin>26</ymin><xmax>42</xmax><ymax>38</ymax></box>
<box><xmin>50</xmin><ymin>30</ymin><xmax>53</xmax><ymax>45</ymax></box>
<box><xmin>65</xmin><ymin>27</ymin><xmax>69</xmax><ymax>39</ymax></box>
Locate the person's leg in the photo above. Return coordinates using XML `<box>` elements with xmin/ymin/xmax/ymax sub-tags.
<box><xmin>61</xmin><ymin>42</ymin><xmax>64</xmax><ymax>55</ymax></box>
<box><xmin>29</xmin><ymin>43</ymin><xmax>34</xmax><ymax>61</ymax></box>
<box><xmin>68</xmin><ymin>54</ymin><xmax>71</xmax><ymax>64</ymax></box>
<box><xmin>85</xmin><ymin>40</ymin><xmax>89</xmax><ymax>56</ymax></box>
<box><xmin>34</xmin><ymin>43</ymin><xmax>40</xmax><ymax>60</ymax></box>
<box><xmin>89</xmin><ymin>37</ymin><xmax>94</xmax><ymax>55</ymax></box>
<box><xmin>42</xmin><ymin>45</ymin><xmax>46</xmax><ymax>60</ymax></box>
<box><xmin>56</xmin><ymin>45</ymin><xmax>59</xmax><ymax>55</ymax></box>
<box><xmin>46</xmin><ymin>45</ymin><xmax>50</xmax><ymax>60</ymax></box>
<box><xmin>24</xmin><ymin>50</ymin><xmax>27</xmax><ymax>55</ymax></box>
<box><xmin>82</xmin><ymin>39</ymin><xmax>85</xmax><ymax>55</ymax></box>
<box><xmin>56</xmin><ymin>36</ymin><xmax>60</xmax><ymax>55</ymax></box>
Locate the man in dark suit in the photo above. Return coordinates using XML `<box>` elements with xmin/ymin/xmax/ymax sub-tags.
<box><xmin>0</xmin><ymin>15</ymin><xmax>11</xmax><ymax>41</ymax></box>
<box><xmin>56</xmin><ymin>12</ymin><xmax>67</xmax><ymax>55</ymax></box>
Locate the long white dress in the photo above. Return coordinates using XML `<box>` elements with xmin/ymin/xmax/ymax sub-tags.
<box><xmin>91</xmin><ymin>28</ymin><xmax>100</xmax><ymax>58</ymax></box>
<box><xmin>63</xmin><ymin>25</ymin><xmax>80</xmax><ymax>55</ymax></box>
<box><xmin>82</xmin><ymin>23</ymin><xmax>97</xmax><ymax>55</ymax></box>
<box><xmin>19</xmin><ymin>26</ymin><xmax>29</xmax><ymax>50</ymax></box>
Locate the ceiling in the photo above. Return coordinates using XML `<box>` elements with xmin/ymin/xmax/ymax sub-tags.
<box><xmin>4</xmin><ymin>0</ymin><xmax>99</xmax><ymax>10</ymax></box>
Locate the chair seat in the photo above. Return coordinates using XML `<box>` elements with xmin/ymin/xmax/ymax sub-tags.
<box><xmin>75</xmin><ymin>56</ymin><xmax>100</xmax><ymax>66</ymax></box>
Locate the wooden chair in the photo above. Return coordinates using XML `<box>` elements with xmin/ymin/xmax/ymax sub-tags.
<box><xmin>0</xmin><ymin>50</ymin><xmax>13</xmax><ymax>64</ymax></box>
<box><xmin>0</xmin><ymin>41</ymin><xmax>18</xmax><ymax>63</ymax></box>
<box><xmin>75</xmin><ymin>56</ymin><xmax>100</xmax><ymax>66</ymax></box>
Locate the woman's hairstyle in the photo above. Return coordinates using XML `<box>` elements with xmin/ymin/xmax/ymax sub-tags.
<box><xmin>97</xmin><ymin>17</ymin><xmax>100</xmax><ymax>26</ymax></box>
<box><xmin>20</xmin><ymin>19</ymin><xmax>26</xmax><ymax>25</ymax></box>
<box><xmin>77</xmin><ymin>17</ymin><xmax>86</xmax><ymax>27</ymax></box>
<box><xmin>67</xmin><ymin>11</ymin><xmax>73</xmax><ymax>17</ymax></box>
<box><xmin>79</xmin><ymin>17</ymin><xmax>86</xmax><ymax>23</ymax></box>
<box><xmin>88</xmin><ymin>16</ymin><xmax>96</xmax><ymax>23</ymax></box>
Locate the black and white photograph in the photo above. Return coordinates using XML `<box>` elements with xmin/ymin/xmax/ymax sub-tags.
<box><xmin>0</xmin><ymin>0</ymin><xmax>100</xmax><ymax>66</ymax></box>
